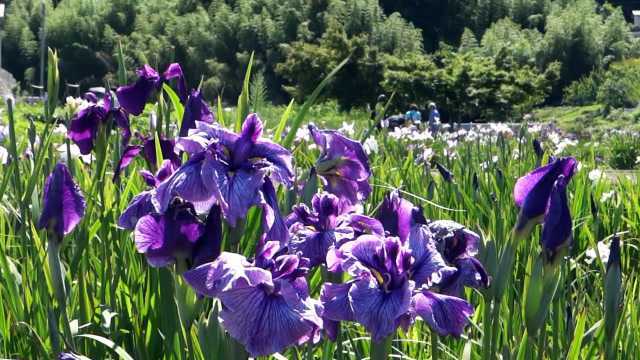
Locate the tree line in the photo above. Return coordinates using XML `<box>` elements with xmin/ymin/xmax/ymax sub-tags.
<box><xmin>3</xmin><ymin>0</ymin><xmax>639</xmax><ymax>121</ymax></box>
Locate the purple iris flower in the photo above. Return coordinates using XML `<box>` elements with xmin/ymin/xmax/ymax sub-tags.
<box><xmin>513</xmin><ymin>157</ymin><xmax>576</xmax><ymax>229</ymax></box>
<box><xmin>183</xmin><ymin>242</ymin><xmax>323</xmax><ymax>357</ymax></box>
<box><xmin>309</xmin><ymin>125</ymin><xmax>371</xmax><ymax>206</ymax></box>
<box><xmin>287</xmin><ymin>192</ymin><xmax>357</xmax><ymax>267</ymax></box>
<box><xmin>374</xmin><ymin>191</ymin><xmax>489</xmax><ymax>296</ymax></box>
<box><xmin>68</xmin><ymin>93</ymin><xmax>131</xmax><ymax>155</ymax></box>
<box><xmin>116</xmin><ymin>63</ymin><xmax>187</xmax><ymax>116</ymax></box>
<box><xmin>37</xmin><ymin>163</ymin><xmax>86</xmax><ymax>239</ymax></box>
<box><xmin>540</xmin><ymin>176</ymin><xmax>572</xmax><ymax>263</ymax></box>
<box><xmin>154</xmin><ymin>114</ymin><xmax>293</xmax><ymax>227</ymax></box>
<box><xmin>134</xmin><ymin>198</ymin><xmax>204</xmax><ymax>267</ymax></box>
<box><xmin>179</xmin><ymin>89</ymin><xmax>214</xmax><ymax>137</ymax></box>
<box><xmin>321</xmin><ymin>234</ymin><xmax>474</xmax><ymax>341</ymax></box>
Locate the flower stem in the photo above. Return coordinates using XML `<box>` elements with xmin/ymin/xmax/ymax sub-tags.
<box><xmin>47</xmin><ymin>239</ymin><xmax>75</xmax><ymax>351</ymax></box>
<box><xmin>431</xmin><ymin>330</ymin><xmax>439</xmax><ymax>360</ymax></box>
<box><xmin>370</xmin><ymin>335</ymin><xmax>392</xmax><ymax>360</ymax></box>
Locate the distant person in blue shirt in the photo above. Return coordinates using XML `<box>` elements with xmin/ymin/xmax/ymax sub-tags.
<box><xmin>405</xmin><ymin>103</ymin><xmax>422</xmax><ymax>127</ymax></box>
<box><xmin>428</xmin><ymin>102</ymin><xmax>440</xmax><ymax>132</ymax></box>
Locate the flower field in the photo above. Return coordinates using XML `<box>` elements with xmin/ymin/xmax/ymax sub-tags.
<box><xmin>0</xmin><ymin>54</ymin><xmax>638</xmax><ymax>360</ymax></box>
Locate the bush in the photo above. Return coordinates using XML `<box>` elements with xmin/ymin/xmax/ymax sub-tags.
<box><xmin>563</xmin><ymin>70</ymin><xmax>603</xmax><ymax>106</ymax></box>
<box><xmin>608</xmin><ymin>133</ymin><xmax>640</xmax><ymax>170</ymax></box>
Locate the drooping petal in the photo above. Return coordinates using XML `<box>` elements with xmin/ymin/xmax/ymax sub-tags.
<box><xmin>411</xmin><ymin>289</ymin><xmax>473</xmax><ymax>337</ymax></box>
<box><xmin>290</xmin><ymin>230</ymin><xmax>335</xmax><ymax>267</ymax></box>
<box><xmin>37</xmin><ymin>163</ymin><xmax>86</xmax><ymax>238</ymax></box>
<box><xmin>217</xmin><ymin>281</ymin><xmax>321</xmax><ymax>357</ymax></box>
<box><xmin>320</xmin><ymin>282</ymin><xmax>355</xmax><ymax>322</ymax></box>
<box><xmin>541</xmin><ymin>176</ymin><xmax>572</xmax><ymax>262</ymax></box>
<box><xmin>162</xmin><ymin>63</ymin><xmax>188</xmax><ymax>101</ymax></box>
<box><xmin>309</xmin><ymin>124</ymin><xmax>371</xmax><ymax>204</ymax></box>
<box><xmin>212</xmin><ymin>165</ymin><xmax>266</xmax><ymax>226</ymax></box>
<box><xmin>117</xmin><ymin>191</ymin><xmax>155</xmax><ymax>230</ymax></box>
<box><xmin>179</xmin><ymin>90</ymin><xmax>214</xmax><ymax>137</ymax></box>
<box><xmin>346</xmin><ymin>214</ymin><xmax>385</xmax><ymax>237</ymax></box>
<box><xmin>261</xmin><ymin>177</ymin><xmax>289</xmax><ymax>244</ymax></box>
<box><xmin>251</xmin><ymin>139</ymin><xmax>294</xmax><ymax>185</ymax></box>
<box><xmin>349</xmin><ymin>276</ymin><xmax>412</xmax><ymax>342</ymax></box>
<box><xmin>116</xmin><ymin>65</ymin><xmax>160</xmax><ymax>116</ymax></box>
<box><xmin>439</xmin><ymin>257</ymin><xmax>491</xmax><ymax>296</ymax></box>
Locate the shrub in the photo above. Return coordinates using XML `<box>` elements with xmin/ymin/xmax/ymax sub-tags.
<box><xmin>608</xmin><ymin>133</ymin><xmax>640</xmax><ymax>170</ymax></box>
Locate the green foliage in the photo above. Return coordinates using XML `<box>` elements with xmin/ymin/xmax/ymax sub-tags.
<box><xmin>565</xmin><ymin>59</ymin><xmax>640</xmax><ymax>109</ymax></box>
<box><xmin>608</xmin><ymin>133</ymin><xmax>640</xmax><ymax>169</ymax></box>
<box><xmin>381</xmin><ymin>50</ymin><xmax>559</xmax><ymax>122</ymax></box>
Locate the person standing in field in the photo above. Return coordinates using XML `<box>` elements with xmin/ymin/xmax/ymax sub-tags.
<box><xmin>427</xmin><ymin>102</ymin><xmax>440</xmax><ymax>132</ymax></box>
<box><xmin>405</xmin><ymin>103</ymin><xmax>422</xmax><ymax>128</ymax></box>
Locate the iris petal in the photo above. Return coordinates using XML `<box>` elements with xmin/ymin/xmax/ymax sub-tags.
<box><xmin>37</xmin><ymin>163</ymin><xmax>86</xmax><ymax>237</ymax></box>
<box><xmin>411</xmin><ymin>290</ymin><xmax>474</xmax><ymax>337</ymax></box>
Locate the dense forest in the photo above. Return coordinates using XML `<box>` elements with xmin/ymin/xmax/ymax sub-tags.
<box><xmin>3</xmin><ymin>0</ymin><xmax>640</xmax><ymax>121</ymax></box>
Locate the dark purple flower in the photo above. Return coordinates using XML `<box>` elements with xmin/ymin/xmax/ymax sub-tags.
<box><xmin>513</xmin><ymin>157</ymin><xmax>576</xmax><ymax>229</ymax></box>
<box><xmin>375</xmin><ymin>190</ymin><xmax>424</xmax><ymax>243</ymax></box>
<box><xmin>68</xmin><ymin>93</ymin><xmax>131</xmax><ymax>155</ymax></box>
<box><xmin>183</xmin><ymin>242</ymin><xmax>322</xmax><ymax>356</ymax></box>
<box><xmin>37</xmin><ymin>163</ymin><xmax>86</xmax><ymax>239</ymax></box>
<box><xmin>155</xmin><ymin>114</ymin><xmax>293</xmax><ymax>225</ymax></box>
<box><xmin>533</xmin><ymin>139</ymin><xmax>544</xmax><ymax>158</ymax></box>
<box><xmin>287</xmin><ymin>192</ymin><xmax>357</xmax><ymax>267</ymax></box>
<box><xmin>411</xmin><ymin>289</ymin><xmax>474</xmax><ymax>337</ymax></box>
<box><xmin>427</xmin><ymin>220</ymin><xmax>480</xmax><ymax>262</ymax></box>
<box><xmin>116</xmin><ymin>63</ymin><xmax>187</xmax><ymax>116</ymax></box>
<box><xmin>435</xmin><ymin>162</ymin><xmax>454</xmax><ymax>183</ymax></box>
<box><xmin>426</xmin><ymin>220</ymin><xmax>490</xmax><ymax>295</ymax></box>
<box><xmin>179</xmin><ymin>89</ymin><xmax>214</xmax><ymax>137</ymax></box>
<box><xmin>191</xmin><ymin>204</ymin><xmax>223</xmax><ymax>268</ymax></box>
<box><xmin>134</xmin><ymin>199</ymin><xmax>204</xmax><ymax>267</ymax></box>
<box><xmin>540</xmin><ymin>176</ymin><xmax>572</xmax><ymax>263</ymax></box>
<box><xmin>309</xmin><ymin>125</ymin><xmax>371</xmax><ymax>206</ymax></box>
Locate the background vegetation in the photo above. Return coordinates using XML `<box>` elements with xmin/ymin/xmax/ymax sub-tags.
<box><xmin>4</xmin><ymin>0</ymin><xmax>640</xmax><ymax>122</ymax></box>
